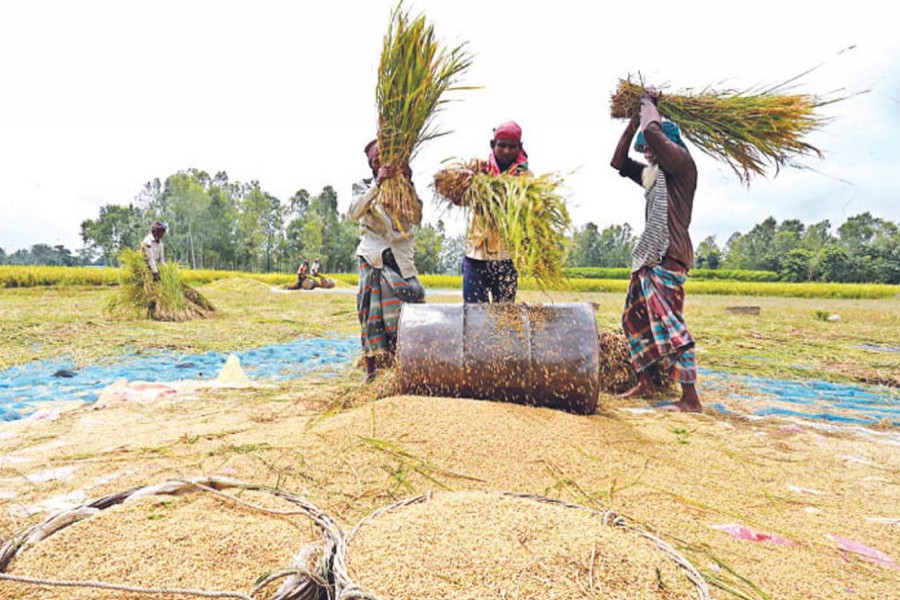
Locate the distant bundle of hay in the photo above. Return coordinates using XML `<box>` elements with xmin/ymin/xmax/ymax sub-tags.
<box><xmin>106</xmin><ymin>249</ymin><xmax>214</xmax><ymax>321</ymax></box>
<box><xmin>435</xmin><ymin>166</ymin><xmax>571</xmax><ymax>289</ymax></box>
<box><xmin>337</xmin><ymin>491</ymin><xmax>701</xmax><ymax>599</ymax></box>
<box><xmin>611</xmin><ymin>77</ymin><xmax>841</xmax><ymax>183</ymax></box>
<box><xmin>376</xmin><ymin>3</ymin><xmax>474</xmax><ymax>231</ymax></box>
<box><xmin>0</xmin><ymin>478</ymin><xmax>334</xmax><ymax>600</ymax></box>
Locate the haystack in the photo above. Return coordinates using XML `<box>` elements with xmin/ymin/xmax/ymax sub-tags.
<box><xmin>105</xmin><ymin>249</ymin><xmax>214</xmax><ymax>321</ymax></box>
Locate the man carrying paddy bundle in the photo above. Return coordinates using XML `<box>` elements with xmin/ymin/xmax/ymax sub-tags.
<box><xmin>141</xmin><ymin>221</ymin><xmax>167</xmax><ymax>282</ymax></box>
<box><xmin>140</xmin><ymin>220</ymin><xmax>167</xmax><ymax>318</ymax></box>
<box><xmin>610</xmin><ymin>89</ymin><xmax>701</xmax><ymax>413</ymax></box>
<box><xmin>453</xmin><ymin>120</ymin><xmax>531</xmax><ymax>303</ymax></box>
<box><xmin>350</xmin><ymin>140</ymin><xmax>425</xmax><ymax>382</ymax></box>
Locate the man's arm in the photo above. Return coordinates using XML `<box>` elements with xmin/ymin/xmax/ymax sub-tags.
<box><xmin>348</xmin><ymin>181</ymin><xmax>378</xmax><ymax>221</ymax></box>
<box><xmin>611</xmin><ymin>115</ymin><xmax>645</xmax><ymax>186</ymax></box>
<box><xmin>639</xmin><ymin>93</ymin><xmax>693</xmax><ymax>176</ymax></box>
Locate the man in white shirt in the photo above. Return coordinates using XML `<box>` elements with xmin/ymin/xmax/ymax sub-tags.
<box><xmin>349</xmin><ymin>140</ymin><xmax>425</xmax><ymax>381</ymax></box>
<box><xmin>141</xmin><ymin>221</ymin><xmax>167</xmax><ymax>282</ymax></box>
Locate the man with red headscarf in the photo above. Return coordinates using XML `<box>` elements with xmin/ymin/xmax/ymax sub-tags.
<box><xmin>350</xmin><ymin>140</ymin><xmax>425</xmax><ymax>382</ymax></box>
<box><xmin>454</xmin><ymin>120</ymin><xmax>531</xmax><ymax>303</ymax></box>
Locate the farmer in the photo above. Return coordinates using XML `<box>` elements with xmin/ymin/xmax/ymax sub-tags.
<box><xmin>297</xmin><ymin>260</ymin><xmax>317</xmax><ymax>290</ymax></box>
<box><xmin>610</xmin><ymin>89</ymin><xmax>701</xmax><ymax>412</ymax></box>
<box><xmin>140</xmin><ymin>220</ymin><xmax>167</xmax><ymax>318</ymax></box>
<box><xmin>310</xmin><ymin>258</ymin><xmax>321</xmax><ymax>278</ymax></box>
<box><xmin>453</xmin><ymin>120</ymin><xmax>530</xmax><ymax>303</ymax></box>
<box><xmin>141</xmin><ymin>221</ymin><xmax>167</xmax><ymax>283</ymax></box>
<box><xmin>349</xmin><ymin>140</ymin><xmax>425</xmax><ymax>382</ymax></box>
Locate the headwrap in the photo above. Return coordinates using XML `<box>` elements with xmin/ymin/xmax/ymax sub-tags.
<box><xmin>364</xmin><ymin>139</ymin><xmax>378</xmax><ymax>161</ymax></box>
<box><xmin>487</xmin><ymin>120</ymin><xmax>528</xmax><ymax>175</ymax></box>
<box><xmin>492</xmin><ymin>120</ymin><xmax>522</xmax><ymax>142</ymax></box>
<box><xmin>634</xmin><ymin>121</ymin><xmax>686</xmax><ymax>152</ymax></box>
<box><xmin>151</xmin><ymin>221</ymin><xmax>167</xmax><ymax>231</ymax></box>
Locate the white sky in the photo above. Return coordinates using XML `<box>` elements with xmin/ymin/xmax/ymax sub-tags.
<box><xmin>1</xmin><ymin>0</ymin><xmax>898</xmax><ymax>252</ymax></box>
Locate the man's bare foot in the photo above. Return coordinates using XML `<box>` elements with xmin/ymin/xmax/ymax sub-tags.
<box><xmin>616</xmin><ymin>383</ymin><xmax>655</xmax><ymax>399</ymax></box>
<box><xmin>660</xmin><ymin>400</ymin><xmax>702</xmax><ymax>413</ymax></box>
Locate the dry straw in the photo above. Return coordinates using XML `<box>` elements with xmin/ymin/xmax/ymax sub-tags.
<box><xmin>105</xmin><ymin>249</ymin><xmax>215</xmax><ymax>321</ymax></box>
<box><xmin>610</xmin><ymin>75</ymin><xmax>847</xmax><ymax>183</ymax></box>
<box><xmin>376</xmin><ymin>2</ymin><xmax>475</xmax><ymax>231</ymax></box>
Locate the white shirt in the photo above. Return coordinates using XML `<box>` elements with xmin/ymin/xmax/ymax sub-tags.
<box><xmin>348</xmin><ymin>178</ymin><xmax>418</xmax><ymax>278</ymax></box>
<box><xmin>140</xmin><ymin>233</ymin><xmax>165</xmax><ymax>274</ymax></box>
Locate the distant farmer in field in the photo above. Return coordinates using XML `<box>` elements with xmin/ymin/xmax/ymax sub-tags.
<box><xmin>452</xmin><ymin>120</ymin><xmax>530</xmax><ymax>303</ymax></box>
<box><xmin>296</xmin><ymin>260</ymin><xmax>317</xmax><ymax>290</ymax></box>
<box><xmin>610</xmin><ymin>88</ymin><xmax>701</xmax><ymax>412</ymax></box>
<box><xmin>310</xmin><ymin>258</ymin><xmax>321</xmax><ymax>278</ymax></box>
<box><xmin>350</xmin><ymin>139</ymin><xmax>425</xmax><ymax>382</ymax></box>
<box><xmin>141</xmin><ymin>221</ymin><xmax>167</xmax><ymax>283</ymax></box>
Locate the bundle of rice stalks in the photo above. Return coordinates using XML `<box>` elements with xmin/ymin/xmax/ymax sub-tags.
<box><xmin>106</xmin><ymin>249</ymin><xmax>214</xmax><ymax>322</ymax></box>
<box><xmin>598</xmin><ymin>328</ymin><xmax>673</xmax><ymax>394</ymax></box>
<box><xmin>432</xmin><ymin>159</ymin><xmax>482</xmax><ymax>205</ymax></box>
<box><xmin>376</xmin><ymin>3</ymin><xmax>474</xmax><ymax>231</ymax></box>
<box><xmin>610</xmin><ymin>76</ymin><xmax>843</xmax><ymax>183</ymax></box>
<box><xmin>458</xmin><ymin>172</ymin><xmax>571</xmax><ymax>289</ymax></box>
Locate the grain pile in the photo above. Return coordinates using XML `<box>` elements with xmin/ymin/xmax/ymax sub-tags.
<box><xmin>1</xmin><ymin>489</ymin><xmax>322</xmax><ymax>600</ymax></box>
<box><xmin>343</xmin><ymin>490</ymin><xmax>696</xmax><ymax>599</ymax></box>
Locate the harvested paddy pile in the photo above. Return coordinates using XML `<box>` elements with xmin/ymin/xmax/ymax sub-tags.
<box><xmin>0</xmin><ymin>482</ymin><xmax>327</xmax><ymax>600</ymax></box>
<box><xmin>299</xmin><ymin>396</ymin><xmax>900</xmax><ymax>599</ymax></box>
<box><xmin>203</xmin><ymin>276</ymin><xmax>273</xmax><ymax>294</ymax></box>
<box><xmin>341</xmin><ymin>491</ymin><xmax>699</xmax><ymax>599</ymax></box>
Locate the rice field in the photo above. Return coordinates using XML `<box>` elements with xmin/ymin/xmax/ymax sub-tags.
<box><xmin>0</xmin><ymin>280</ymin><xmax>897</xmax><ymax>599</ymax></box>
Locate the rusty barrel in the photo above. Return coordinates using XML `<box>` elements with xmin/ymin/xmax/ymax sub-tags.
<box><xmin>396</xmin><ymin>302</ymin><xmax>599</xmax><ymax>414</ymax></box>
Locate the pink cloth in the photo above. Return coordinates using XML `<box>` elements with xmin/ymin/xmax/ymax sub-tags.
<box><xmin>712</xmin><ymin>523</ymin><xmax>794</xmax><ymax>546</ymax></box>
<box><xmin>492</xmin><ymin>120</ymin><xmax>522</xmax><ymax>141</ymax></box>
<box><xmin>485</xmin><ymin>150</ymin><xmax>529</xmax><ymax>176</ymax></box>
<box><xmin>828</xmin><ymin>534</ymin><xmax>899</xmax><ymax>570</ymax></box>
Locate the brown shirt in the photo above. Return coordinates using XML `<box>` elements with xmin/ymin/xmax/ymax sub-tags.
<box><xmin>614</xmin><ymin>123</ymin><xmax>697</xmax><ymax>270</ymax></box>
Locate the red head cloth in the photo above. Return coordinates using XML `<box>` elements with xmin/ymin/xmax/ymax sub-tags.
<box><xmin>492</xmin><ymin>121</ymin><xmax>522</xmax><ymax>142</ymax></box>
<box><xmin>364</xmin><ymin>139</ymin><xmax>378</xmax><ymax>161</ymax></box>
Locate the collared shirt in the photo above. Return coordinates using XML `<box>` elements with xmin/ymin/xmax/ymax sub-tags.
<box><xmin>140</xmin><ymin>233</ymin><xmax>165</xmax><ymax>274</ymax></box>
<box><xmin>349</xmin><ymin>178</ymin><xmax>418</xmax><ymax>278</ymax></box>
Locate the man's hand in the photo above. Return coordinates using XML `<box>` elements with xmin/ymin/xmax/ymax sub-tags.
<box><xmin>641</xmin><ymin>86</ymin><xmax>661</xmax><ymax>105</ymax></box>
<box><xmin>376</xmin><ymin>165</ymin><xmax>396</xmax><ymax>186</ymax></box>
<box><xmin>152</xmin><ymin>271</ymin><xmax>160</xmax><ymax>282</ymax></box>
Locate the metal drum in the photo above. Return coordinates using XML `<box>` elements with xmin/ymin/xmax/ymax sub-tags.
<box><xmin>396</xmin><ymin>302</ymin><xmax>599</xmax><ymax>414</ymax></box>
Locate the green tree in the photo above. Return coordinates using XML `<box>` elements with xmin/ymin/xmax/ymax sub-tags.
<box><xmin>567</xmin><ymin>222</ymin><xmax>602</xmax><ymax>267</ymax></box>
<box><xmin>80</xmin><ymin>203</ymin><xmax>146</xmax><ymax>265</ymax></box>
<box><xmin>694</xmin><ymin>235</ymin><xmax>722</xmax><ymax>269</ymax></box>
<box><xmin>780</xmin><ymin>248</ymin><xmax>814</xmax><ymax>282</ymax></box>
<box><xmin>596</xmin><ymin>223</ymin><xmax>634</xmax><ymax>268</ymax></box>
<box><xmin>414</xmin><ymin>222</ymin><xmax>445</xmax><ymax>274</ymax></box>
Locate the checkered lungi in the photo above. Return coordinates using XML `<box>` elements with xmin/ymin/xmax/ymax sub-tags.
<box><xmin>357</xmin><ymin>254</ymin><xmax>425</xmax><ymax>356</ymax></box>
<box><xmin>622</xmin><ymin>265</ymin><xmax>697</xmax><ymax>384</ymax></box>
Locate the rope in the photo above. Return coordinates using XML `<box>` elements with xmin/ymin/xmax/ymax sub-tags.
<box><xmin>0</xmin><ymin>573</ymin><xmax>253</xmax><ymax>599</ymax></box>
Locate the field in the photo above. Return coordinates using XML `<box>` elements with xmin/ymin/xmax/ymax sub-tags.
<box><xmin>0</xmin><ymin>278</ymin><xmax>898</xmax><ymax>599</ymax></box>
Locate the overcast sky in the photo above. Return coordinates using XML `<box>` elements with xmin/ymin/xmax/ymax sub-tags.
<box><xmin>1</xmin><ymin>0</ymin><xmax>897</xmax><ymax>253</ymax></box>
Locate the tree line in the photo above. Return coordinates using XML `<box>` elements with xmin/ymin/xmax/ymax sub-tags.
<box><xmin>2</xmin><ymin>168</ymin><xmax>898</xmax><ymax>284</ymax></box>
